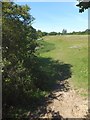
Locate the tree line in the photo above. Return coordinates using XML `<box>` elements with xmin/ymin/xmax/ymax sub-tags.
<box><xmin>37</xmin><ymin>29</ymin><xmax>90</xmax><ymax>37</ymax></box>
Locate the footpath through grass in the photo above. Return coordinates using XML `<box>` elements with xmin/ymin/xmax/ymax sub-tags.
<box><xmin>37</xmin><ymin>35</ymin><xmax>88</xmax><ymax>96</ymax></box>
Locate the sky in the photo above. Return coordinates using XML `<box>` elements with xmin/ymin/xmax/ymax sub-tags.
<box><xmin>16</xmin><ymin>2</ymin><xmax>88</xmax><ymax>33</ymax></box>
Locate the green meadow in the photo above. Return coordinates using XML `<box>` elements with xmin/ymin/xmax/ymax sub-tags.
<box><xmin>37</xmin><ymin>35</ymin><xmax>88</xmax><ymax>96</ymax></box>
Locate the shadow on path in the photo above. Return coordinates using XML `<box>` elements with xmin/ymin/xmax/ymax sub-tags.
<box><xmin>33</xmin><ymin>57</ymin><xmax>72</xmax><ymax>91</ymax></box>
<box><xmin>28</xmin><ymin>57</ymin><xmax>72</xmax><ymax>119</ymax></box>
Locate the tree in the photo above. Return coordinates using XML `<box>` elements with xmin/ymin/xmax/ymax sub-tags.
<box><xmin>37</xmin><ymin>30</ymin><xmax>43</xmax><ymax>38</ymax></box>
<box><xmin>62</xmin><ymin>29</ymin><xmax>67</xmax><ymax>35</ymax></box>
<box><xmin>2</xmin><ymin>2</ymin><xmax>38</xmax><ymax>107</ymax></box>
<box><xmin>49</xmin><ymin>32</ymin><xmax>57</xmax><ymax>35</ymax></box>
<box><xmin>76</xmin><ymin>0</ymin><xmax>90</xmax><ymax>13</ymax></box>
<box><xmin>57</xmin><ymin>32</ymin><xmax>61</xmax><ymax>35</ymax></box>
<box><xmin>42</xmin><ymin>32</ymin><xmax>48</xmax><ymax>36</ymax></box>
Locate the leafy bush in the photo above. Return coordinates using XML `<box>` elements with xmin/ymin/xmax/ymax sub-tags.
<box><xmin>2</xmin><ymin>2</ymin><xmax>38</xmax><ymax>107</ymax></box>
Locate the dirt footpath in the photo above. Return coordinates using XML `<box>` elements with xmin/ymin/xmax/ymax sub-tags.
<box><xmin>42</xmin><ymin>80</ymin><xmax>88</xmax><ymax>118</ymax></box>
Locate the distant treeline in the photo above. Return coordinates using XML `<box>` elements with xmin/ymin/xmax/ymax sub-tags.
<box><xmin>37</xmin><ymin>29</ymin><xmax>90</xmax><ymax>37</ymax></box>
<box><xmin>67</xmin><ymin>29</ymin><xmax>90</xmax><ymax>35</ymax></box>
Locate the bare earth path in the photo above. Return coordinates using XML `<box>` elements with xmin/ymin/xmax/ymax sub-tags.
<box><xmin>41</xmin><ymin>80</ymin><xmax>88</xmax><ymax>119</ymax></box>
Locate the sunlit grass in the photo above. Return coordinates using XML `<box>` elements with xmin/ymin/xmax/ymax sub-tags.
<box><xmin>38</xmin><ymin>35</ymin><xmax>88</xmax><ymax>96</ymax></box>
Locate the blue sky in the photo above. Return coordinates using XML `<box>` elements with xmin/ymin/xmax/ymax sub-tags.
<box><xmin>16</xmin><ymin>2</ymin><xmax>88</xmax><ymax>33</ymax></box>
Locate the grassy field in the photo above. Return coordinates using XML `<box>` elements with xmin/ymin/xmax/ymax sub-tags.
<box><xmin>37</xmin><ymin>35</ymin><xmax>88</xmax><ymax>96</ymax></box>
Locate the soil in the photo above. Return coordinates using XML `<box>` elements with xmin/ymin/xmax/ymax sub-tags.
<box><xmin>41</xmin><ymin>80</ymin><xmax>88</xmax><ymax>119</ymax></box>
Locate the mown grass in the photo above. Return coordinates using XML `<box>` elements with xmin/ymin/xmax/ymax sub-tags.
<box><xmin>36</xmin><ymin>39</ymin><xmax>55</xmax><ymax>53</ymax></box>
<box><xmin>37</xmin><ymin>35</ymin><xmax>88</xmax><ymax>96</ymax></box>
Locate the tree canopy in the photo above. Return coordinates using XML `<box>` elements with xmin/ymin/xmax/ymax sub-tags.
<box><xmin>2</xmin><ymin>2</ymin><xmax>39</xmax><ymax>108</ymax></box>
<box><xmin>76</xmin><ymin>0</ymin><xmax>90</xmax><ymax>12</ymax></box>
<box><xmin>62</xmin><ymin>29</ymin><xmax>67</xmax><ymax>35</ymax></box>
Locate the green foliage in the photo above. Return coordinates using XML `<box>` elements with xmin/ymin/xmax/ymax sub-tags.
<box><xmin>48</xmin><ymin>32</ymin><xmax>57</xmax><ymax>35</ymax></box>
<box><xmin>2</xmin><ymin>1</ymin><xmax>88</xmax><ymax>118</ymax></box>
<box><xmin>37</xmin><ymin>30</ymin><xmax>43</xmax><ymax>38</ymax></box>
<box><xmin>42</xmin><ymin>32</ymin><xmax>48</xmax><ymax>36</ymax></box>
<box><xmin>76</xmin><ymin>0</ymin><xmax>90</xmax><ymax>13</ymax></box>
<box><xmin>57</xmin><ymin>32</ymin><xmax>61</xmax><ymax>35</ymax></box>
<box><xmin>3</xmin><ymin>3</ymin><xmax>72</xmax><ymax>118</ymax></box>
<box><xmin>2</xmin><ymin>2</ymin><xmax>38</xmax><ymax>108</ymax></box>
<box><xmin>67</xmin><ymin>29</ymin><xmax>90</xmax><ymax>35</ymax></box>
<box><xmin>62</xmin><ymin>29</ymin><xmax>67</xmax><ymax>35</ymax></box>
